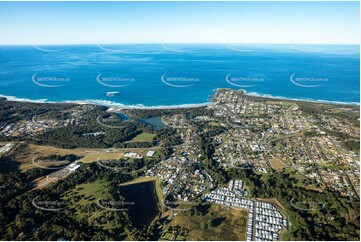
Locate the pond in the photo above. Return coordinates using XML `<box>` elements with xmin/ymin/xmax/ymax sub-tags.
<box><xmin>139</xmin><ymin>117</ymin><xmax>165</xmax><ymax>130</ymax></box>
<box><xmin>117</xmin><ymin>112</ymin><xmax>130</xmax><ymax>122</ymax></box>
<box><xmin>117</xmin><ymin>112</ymin><xmax>165</xmax><ymax>130</ymax></box>
<box><xmin>119</xmin><ymin>181</ymin><xmax>159</xmax><ymax>228</ymax></box>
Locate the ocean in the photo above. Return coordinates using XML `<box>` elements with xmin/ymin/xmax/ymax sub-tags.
<box><xmin>0</xmin><ymin>44</ymin><xmax>359</xmax><ymax>108</ymax></box>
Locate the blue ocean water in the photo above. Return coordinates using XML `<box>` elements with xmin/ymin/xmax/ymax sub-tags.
<box><xmin>0</xmin><ymin>44</ymin><xmax>359</xmax><ymax>107</ymax></box>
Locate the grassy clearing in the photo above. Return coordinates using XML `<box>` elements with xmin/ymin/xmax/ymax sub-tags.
<box><xmin>175</xmin><ymin>235</ymin><xmax>186</xmax><ymax>241</ymax></box>
<box><xmin>78</xmin><ymin>152</ymin><xmax>123</xmax><ymax>163</ymax></box>
<box><xmin>286</xmin><ymin>171</ymin><xmax>324</xmax><ymax>192</ymax></box>
<box><xmin>161</xmin><ymin>232</ymin><xmax>174</xmax><ymax>240</ymax></box>
<box><xmin>64</xmin><ymin>180</ymin><xmax>109</xmax><ymax>206</ymax></box>
<box><xmin>22</xmin><ymin>160</ymin><xmax>70</xmax><ymax>172</ymax></box>
<box><xmin>62</xmin><ymin>180</ymin><xmax>120</xmax><ymax>230</ymax></box>
<box><xmin>128</xmin><ymin>132</ymin><xmax>155</xmax><ymax>142</ymax></box>
<box><xmin>170</xmin><ymin>204</ymin><xmax>248</xmax><ymax>241</ymax></box>
<box><xmin>269</xmin><ymin>158</ymin><xmax>286</xmax><ymax>171</ymax></box>
<box><xmin>34</xmin><ymin>176</ymin><xmax>58</xmax><ymax>189</ymax></box>
<box><xmin>6</xmin><ymin>143</ymin><xmax>84</xmax><ymax>172</ymax></box>
<box><xmin>208</xmin><ymin>121</ymin><xmax>221</xmax><ymax>126</ymax></box>
<box><xmin>120</xmin><ymin>176</ymin><xmax>157</xmax><ymax>186</ymax></box>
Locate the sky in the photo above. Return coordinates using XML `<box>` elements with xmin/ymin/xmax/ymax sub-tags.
<box><xmin>0</xmin><ymin>1</ymin><xmax>359</xmax><ymax>45</ymax></box>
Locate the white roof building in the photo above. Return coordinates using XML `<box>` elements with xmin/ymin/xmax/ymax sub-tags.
<box><xmin>146</xmin><ymin>150</ymin><xmax>156</xmax><ymax>157</ymax></box>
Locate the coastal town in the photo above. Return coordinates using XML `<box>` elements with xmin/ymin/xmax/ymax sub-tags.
<box><xmin>0</xmin><ymin>104</ymin><xmax>95</xmax><ymax>137</ymax></box>
<box><xmin>146</xmin><ymin>156</ymin><xmax>214</xmax><ymax>204</ymax></box>
<box><xmin>156</xmin><ymin>89</ymin><xmax>360</xmax><ymax>200</ymax></box>
<box><xmin>0</xmin><ymin>1</ymin><xmax>359</xmax><ymax>241</ymax></box>
<box><xmin>0</xmin><ymin>88</ymin><xmax>359</xmax><ymax>241</ymax></box>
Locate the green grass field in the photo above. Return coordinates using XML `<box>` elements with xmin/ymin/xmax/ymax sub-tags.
<box><xmin>67</xmin><ymin>180</ymin><xmax>108</xmax><ymax>201</ymax></box>
<box><xmin>208</xmin><ymin>121</ymin><xmax>221</xmax><ymax>126</ymax></box>
<box><xmin>4</xmin><ymin>143</ymin><xmax>84</xmax><ymax>172</ymax></box>
<box><xmin>269</xmin><ymin>158</ymin><xmax>286</xmax><ymax>171</ymax></box>
<box><xmin>161</xmin><ymin>232</ymin><xmax>174</xmax><ymax>240</ymax></box>
<box><xmin>128</xmin><ymin>132</ymin><xmax>155</xmax><ymax>142</ymax></box>
<box><xmin>175</xmin><ymin>235</ymin><xmax>186</xmax><ymax>241</ymax></box>
<box><xmin>283</xmin><ymin>168</ymin><xmax>324</xmax><ymax>192</ymax></box>
<box><xmin>62</xmin><ymin>180</ymin><xmax>119</xmax><ymax>230</ymax></box>
<box><xmin>78</xmin><ymin>152</ymin><xmax>123</xmax><ymax>163</ymax></box>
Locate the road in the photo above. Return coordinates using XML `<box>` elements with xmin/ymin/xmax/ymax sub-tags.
<box><xmin>328</xmin><ymin>137</ymin><xmax>360</xmax><ymax>201</ymax></box>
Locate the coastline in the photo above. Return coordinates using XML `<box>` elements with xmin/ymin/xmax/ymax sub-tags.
<box><xmin>1</xmin><ymin>89</ymin><xmax>359</xmax><ymax>110</ymax></box>
<box><xmin>0</xmin><ymin>94</ymin><xmax>212</xmax><ymax>110</ymax></box>
<box><xmin>238</xmin><ymin>89</ymin><xmax>360</xmax><ymax>107</ymax></box>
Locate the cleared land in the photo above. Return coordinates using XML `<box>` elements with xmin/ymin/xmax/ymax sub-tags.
<box><xmin>62</xmin><ymin>180</ymin><xmax>120</xmax><ymax>230</ymax></box>
<box><xmin>78</xmin><ymin>152</ymin><xmax>124</xmax><ymax>163</ymax></box>
<box><xmin>283</xmin><ymin>168</ymin><xmax>324</xmax><ymax>192</ymax></box>
<box><xmin>63</xmin><ymin>180</ymin><xmax>109</xmax><ymax>206</ymax></box>
<box><xmin>269</xmin><ymin>158</ymin><xmax>286</xmax><ymax>171</ymax></box>
<box><xmin>120</xmin><ymin>176</ymin><xmax>158</xmax><ymax>186</ymax></box>
<box><xmin>128</xmin><ymin>132</ymin><xmax>155</xmax><ymax>142</ymax></box>
<box><xmin>170</xmin><ymin>204</ymin><xmax>248</xmax><ymax>241</ymax></box>
<box><xmin>5</xmin><ymin>142</ymin><xmax>84</xmax><ymax>171</ymax></box>
<box><xmin>34</xmin><ymin>176</ymin><xmax>58</xmax><ymax>189</ymax></box>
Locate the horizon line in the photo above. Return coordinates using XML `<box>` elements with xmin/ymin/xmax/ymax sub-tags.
<box><xmin>1</xmin><ymin>42</ymin><xmax>360</xmax><ymax>46</ymax></box>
